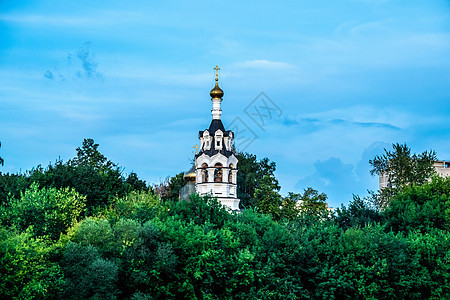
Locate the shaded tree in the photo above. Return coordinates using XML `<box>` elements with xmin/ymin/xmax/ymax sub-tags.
<box><xmin>335</xmin><ymin>195</ymin><xmax>383</xmax><ymax>229</ymax></box>
<box><xmin>0</xmin><ymin>228</ymin><xmax>64</xmax><ymax>299</ymax></box>
<box><xmin>236</xmin><ymin>152</ymin><xmax>279</xmax><ymax>208</ymax></box>
<box><xmin>0</xmin><ymin>172</ymin><xmax>29</xmax><ymax>205</ymax></box>
<box><xmin>61</xmin><ymin>242</ymin><xmax>119</xmax><ymax>299</ymax></box>
<box><xmin>280</xmin><ymin>192</ymin><xmax>301</xmax><ymax>220</ymax></box>
<box><xmin>126</xmin><ymin>172</ymin><xmax>149</xmax><ymax>193</ymax></box>
<box><xmin>254</xmin><ymin>175</ymin><xmax>282</xmax><ymax>219</ymax></box>
<box><xmin>297</xmin><ymin>187</ymin><xmax>328</xmax><ymax>216</ymax></box>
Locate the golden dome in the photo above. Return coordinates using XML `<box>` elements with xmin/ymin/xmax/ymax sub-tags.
<box><xmin>184</xmin><ymin>166</ymin><xmax>196</xmax><ymax>181</ymax></box>
<box><xmin>210</xmin><ymin>78</ymin><xmax>224</xmax><ymax>99</ymax></box>
<box><xmin>184</xmin><ymin>171</ymin><xmax>196</xmax><ymax>181</ymax></box>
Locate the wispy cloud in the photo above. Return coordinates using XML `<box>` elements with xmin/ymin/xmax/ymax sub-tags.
<box><xmin>280</xmin><ymin>106</ymin><xmax>406</xmax><ymax>134</ymax></box>
<box><xmin>282</xmin><ymin>116</ymin><xmax>400</xmax><ymax>132</ymax></box>
<box><xmin>43</xmin><ymin>41</ymin><xmax>103</xmax><ymax>81</ymax></box>
<box><xmin>75</xmin><ymin>42</ymin><xmax>103</xmax><ymax>79</ymax></box>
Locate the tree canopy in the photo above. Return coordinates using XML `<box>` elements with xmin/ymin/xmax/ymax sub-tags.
<box><xmin>0</xmin><ymin>141</ymin><xmax>448</xmax><ymax>299</ymax></box>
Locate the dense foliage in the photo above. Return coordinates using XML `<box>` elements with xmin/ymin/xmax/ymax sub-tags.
<box><xmin>0</xmin><ymin>141</ymin><xmax>448</xmax><ymax>299</ymax></box>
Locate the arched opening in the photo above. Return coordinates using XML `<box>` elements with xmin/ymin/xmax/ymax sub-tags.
<box><xmin>201</xmin><ymin>163</ymin><xmax>208</xmax><ymax>183</ymax></box>
<box><xmin>228</xmin><ymin>164</ymin><xmax>234</xmax><ymax>183</ymax></box>
<box><xmin>214</xmin><ymin>163</ymin><xmax>223</xmax><ymax>182</ymax></box>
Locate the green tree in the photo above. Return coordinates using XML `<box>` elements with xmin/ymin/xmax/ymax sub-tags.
<box><xmin>236</xmin><ymin>152</ymin><xmax>279</xmax><ymax>208</ymax></box>
<box><xmin>280</xmin><ymin>192</ymin><xmax>301</xmax><ymax>220</ymax></box>
<box><xmin>71</xmin><ymin>138</ymin><xmax>114</xmax><ymax>170</ymax></box>
<box><xmin>383</xmin><ymin>175</ymin><xmax>450</xmax><ymax>233</ymax></box>
<box><xmin>1</xmin><ymin>183</ymin><xmax>86</xmax><ymax>240</ymax></box>
<box><xmin>369</xmin><ymin>143</ymin><xmax>436</xmax><ymax>206</ymax></box>
<box><xmin>254</xmin><ymin>175</ymin><xmax>282</xmax><ymax>219</ymax></box>
<box><xmin>68</xmin><ymin>218</ymin><xmax>115</xmax><ymax>254</ymax></box>
<box><xmin>0</xmin><ymin>228</ymin><xmax>64</xmax><ymax>299</ymax></box>
<box><xmin>335</xmin><ymin>195</ymin><xmax>383</xmax><ymax>229</ymax></box>
<box><xmin>25</xmin><ymin>139</ymin><xmax>148</xmax><ymax>213</ymax></box>
<box><xmin>169</xmin><ymin>193</ymin><xmax>231</xmax><ymax>228</ymax></box>
<box><xmin>314</xmin><ymin>225</ymin><xmax>425</xmax><ymax>299</ymax></box>
<box><xmin>0</xmin><ymin>172</ymin><xmax>29</xmax><ymax>206</ymax></box>
<box><xmin>297</xmin><ymin>187</ymin><xmax>328</xmax><ymax>217</ymax></box>
<box><xmin>126</xmin><ymin>172</ymin><xmax>149</xmax><ymax>192</ymax></box>
<box><xmin>97</xmin><ymin>190</ymin><xmax>165</xmax><ymax>224</ymax></box>
<box><xmin>406</xmin><ymin>229</ymin><xmax>450</xmax><ymax>298</ymax></box>
<box><xmin>61</xmin><ymin>242</ymin><xmax>119</xmax><ymax>299</ymax></box>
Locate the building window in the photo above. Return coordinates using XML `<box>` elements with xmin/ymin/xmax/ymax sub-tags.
<box><xmin>202</xmin><ymin>163</ymin><xmax>208</xmax><ymax>183</ymax></box>
<box><xmin>228</xmin><ymin>163</ymin><xmax>234</xmax><ymax>183</ymax></box>
<box><xmin>214</xmin><ymin>163</ymin><xmax>223</xmax><ymax>182</ymax></box>
<box><xmin>215</xmin><ymin>136</ymin><xmax>222</xmax><ymax>149</ymax></box>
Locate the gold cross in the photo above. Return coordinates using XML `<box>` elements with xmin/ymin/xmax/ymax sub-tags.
<box><xmin>192</xmin><ymin>144</ymin><xmax>200</xmax><ymax>154</ymax></box>
<box><xmin>214</xmin><ymin>65</ymin><xmax>220</xmax><ymax>80</ymax></box>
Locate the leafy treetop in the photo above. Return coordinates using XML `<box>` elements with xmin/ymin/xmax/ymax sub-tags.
<box><xmin>71</xmin><ymin>138</ymin><xmax>115</xmax><ymax>170</ymax></box>
<box><xmin>369</xmin><ymin>143</ymin><xmax>436</xmax><ymax>188</ymax></box>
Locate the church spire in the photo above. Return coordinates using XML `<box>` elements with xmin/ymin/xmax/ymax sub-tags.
<box><xmin>210</xmin><ymin>65</ymin><xmax>223</xmax><ymax>120</ymax></box>
<box><xmin>192</xmin><ymin>66</ymin><xmax>240</xmax><ymax>210</ymax></box>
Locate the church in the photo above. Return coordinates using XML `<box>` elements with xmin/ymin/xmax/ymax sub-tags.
<box><xmin>180</xmin><ymin>67</ymin><xmax>240</xmax><ymax>210</ymax></box>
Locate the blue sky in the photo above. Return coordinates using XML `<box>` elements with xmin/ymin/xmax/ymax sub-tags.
<box><xmin>1</xmin><ymin>0</ymin><xmax>450</xmax><ymax>207</ymax></box>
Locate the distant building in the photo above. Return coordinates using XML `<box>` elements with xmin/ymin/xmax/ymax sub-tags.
<box><xmin>433</xmin><ymin>160</ymin><xmax>450</xmax><ymax>177</ymax></box>
<box><xmin>379</xmin><ymin>160</ymin><xmax>450</xmax><ymax>189</ymax></box>
<box><xmin>179</xmin><ymin>166</ymin><xmax>196</xmax><ymax>201</ymax></box>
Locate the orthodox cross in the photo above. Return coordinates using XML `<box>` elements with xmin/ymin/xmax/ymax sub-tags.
<box><xmin>192</xmin><ymin>144</ymin><xmax>200</xmax><ymax>154</ymax></box>
<box><xmin>214</xmin><ymin>65</ymin><xmax>220</xmax><ymax>80</ymax></box>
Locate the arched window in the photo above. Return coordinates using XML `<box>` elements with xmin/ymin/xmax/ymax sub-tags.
<box><xmin>202</xmin><ymin>163</ymin><xmax>208</xmax><ymax>183</ymax></box>
<box><xmin>228</xmin><ymin>164</ymin><xmax>234</xmax><ymax>183</ymax></box>
<box><xmin>214</xmin><ymin>163</ymin><xmax>223</xmax><ymax>182</ymax></box>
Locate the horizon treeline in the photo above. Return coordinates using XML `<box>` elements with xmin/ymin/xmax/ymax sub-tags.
<box><xmin>0</xmin><ymin>139</ymin><xmax>448</xmax><ymax>299</ymax></box>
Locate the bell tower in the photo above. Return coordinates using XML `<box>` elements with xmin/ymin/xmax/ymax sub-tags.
<box><xmin>194</xmin><ymin>66</ymin><xmax>240</xmax><ymax>210</ymax></box>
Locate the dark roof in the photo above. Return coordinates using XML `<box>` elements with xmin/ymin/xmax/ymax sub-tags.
<box><xmin>209</xmin><ymin>119</ymin><xmax>225</xmax><ymax>133</ymax></box>
<box><xmin>196</xmin><ymin>119</ymin><xmax>234</xmax><ymax>159</ymax></box>
<box><xmin>198</xmin><ymin>119</ymin><xmax>231</xmax><ymax>137</ymax></box>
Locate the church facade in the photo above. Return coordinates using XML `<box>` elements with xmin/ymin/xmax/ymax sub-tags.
<box><xmin>193</xmin><ymin>67</ymin><xmax>240</xmax><ymax>210</ymax></box>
